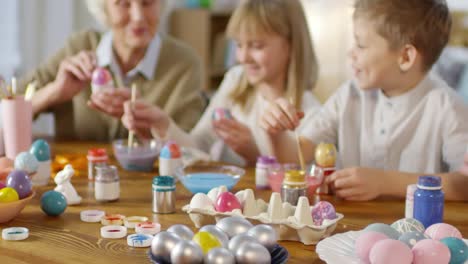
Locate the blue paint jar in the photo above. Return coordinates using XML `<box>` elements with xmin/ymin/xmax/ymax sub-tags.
<box><xmin>413</xmin><ymin>176</ymin><xmax>444</xmax><ymax>228</ymax></box>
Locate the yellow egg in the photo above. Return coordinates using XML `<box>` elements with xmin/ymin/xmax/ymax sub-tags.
<box><xmin>0</xmin><ymin>187</ymin><xmax>20</xmax><ymax>202</ymax></box>
<box><xmin>193</xmin><ymin>231</ymin><xmax>222</xmax><ymax>254</ymax></box>
<box><xmin>315</xmin><ymin>143</ymin><xmax>337</xmax><ymax>167</ymax></box>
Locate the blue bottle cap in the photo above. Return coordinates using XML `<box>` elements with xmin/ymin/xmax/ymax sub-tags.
<box><xmin>153</xmin><ymin>176</ymin><xmax>174</xmax><ymax>186</ymax></box>
<box><xmin>417</xmin><ymin>176</ymin><xmax>441</xmax><ymax>188</ymax></box>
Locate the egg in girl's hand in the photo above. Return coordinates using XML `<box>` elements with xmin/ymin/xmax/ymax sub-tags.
<box><xmin>29</xmin><ymin>139</ymin><xmax>51</xmax><ymax>162</ymax></box>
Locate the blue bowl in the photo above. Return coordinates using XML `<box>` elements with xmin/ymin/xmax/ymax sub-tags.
<box><xmin>113</xmin><ymin>139</ymin><xmax>163</xmax><ymax>172</ymax></box>
<box><xmin>175</xmin><ymin>164</ymin><xmax>245</xmax><ymax>194</ymax></box>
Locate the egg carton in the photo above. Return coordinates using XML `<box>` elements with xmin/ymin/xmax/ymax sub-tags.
<box><xmin>182</xmin><ymin>186</ymin><xmax>344</xmax><ymax>245</ymax></box>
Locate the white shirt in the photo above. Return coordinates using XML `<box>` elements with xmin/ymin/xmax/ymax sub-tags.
<box><xmin>300</xmin><ymin>73</ymin><xmax>468</xmax><ymax>173</ymax></box>
<box><xmin>167</xmin><ymin>65</ymin><xmax>322</xmax><ymax>166</ymax></box>
<box><xmin>96</xmin><ymin>32</ymin><xmax>162</xmax><ymax>86</ymax></box>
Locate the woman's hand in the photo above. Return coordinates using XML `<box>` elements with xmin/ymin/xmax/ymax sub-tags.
<box><xmin>88</xmin><ymin>88</ymin><xmax>131</xmax><ymax>118</ymax></box>
<box><xmin>260</xmin><ymin>98</ymin><xmax>304</xmax><ymax>134</ymax></box>
<box><xmin>121</xmin><ymin>100</ymin><xmax>170</xmax><ymax>139</ymax></box>
<box><xmin>52</xmin><ymin>51</ymin><xmax>96</xmax><ymax>105</ymax></box>
<box><xmin>213</xmin><ymin>118</ymin><xmax>260</xmax><ymax>165</ymax></box>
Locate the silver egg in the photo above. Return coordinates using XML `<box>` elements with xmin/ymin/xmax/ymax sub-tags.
<box><xmin>200</xmin><ymin>225</ymin><xmax>229</xmax><ymax>248</ymax></box>
<box><xmin>246</xmin><ymin>224</ymin><xmax>277</xmax><ymax>251</ymax></box>
<box><xmin>216</xmin><ymin>216</ymin><xmax>253</xmax><ymax>238</ymax></box>
<box><xmin>168</xmin><ymin>224</ymin><xmax>195</xmax><ymax>240</ymax></box>
<box><xmin>228</xmin><ymin>234</ymin><xmax>259</xmax><ymax>253</ymax></box>
<box><xmin>235</xmin><ymin>241</ymin><xmax>271</xmax><ymax>264</ymax></box>
<box><xmin>151</xmin><ymin>231</ymin><xmax>182</xmax><ymax>263</ymax></box>
<box><xmin>204</xmin><ymin>247</ymin><xmax>235</xmax><ymax>264</ymax></box>
<box><xmin>170</xmin><ymin>240</ymin><xmax>203</xmax><ymax>264</ymax></box>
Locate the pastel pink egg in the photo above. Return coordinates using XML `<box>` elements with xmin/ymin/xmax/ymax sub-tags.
<box><xmin>369</xmin><ymin>239</ymin><xmax>413</xmax><ymax>264</ymax></box>
<box><xmin>355</xmin><ymin>231</ymin><xmax>389</xmax><ymax>264</ymax></box>
<box><xmin>412</xmin><ymin>239</ymin><xmax>451</xmax><ymax>264</ymax></box>
<box><xmin>215</xmin><ymin>192</ymin><xmax>241</xmax><ymax>213</ymax></box>
<box><xmin>92</xmin><ymin>67</ymin><xmax>113</xmax><ymax>85</ymax></box>
<box><xmin>425</xmin><ymin>223</ymin><xmax>462</xmax><ymax>240</ymax></box>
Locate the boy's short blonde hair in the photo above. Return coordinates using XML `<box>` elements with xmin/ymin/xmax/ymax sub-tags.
<box><xmin>354</xmin><ymin>0</ymin><xmax>452</xmax><ymax>71</ymax></box>
<box><xmin>226</xmin><ymin>0</ymin><xmax>318</xmax><ymax>110</ymax></box>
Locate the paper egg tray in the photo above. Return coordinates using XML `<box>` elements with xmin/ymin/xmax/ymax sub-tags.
<box><xmin>182</xmin><ymin>199</ymin><xmax>343</xmax><ymax>245</ymax></box>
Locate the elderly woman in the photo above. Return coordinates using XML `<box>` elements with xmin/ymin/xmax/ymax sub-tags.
<box><xmin>19</xmin><ymin>0</ymin><xmax>204</xmax><ymax>141</ymax></box>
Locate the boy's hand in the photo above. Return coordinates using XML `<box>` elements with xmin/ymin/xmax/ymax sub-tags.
<box><xmin>213</xmin><ymin>118</ymin><xmax>259</xmax><ymax>165</ymax></box>
<box><xmin>260</xmin><ymin>98</ymin><xmax>304</xmax><ymax>134</ymax></box>
<box><xmin>327</xmin><ymin>167</ymin><xmax>386</xmax><ymax>201</ymax></box>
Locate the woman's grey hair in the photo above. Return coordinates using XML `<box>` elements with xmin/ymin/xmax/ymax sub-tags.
<box><xmin>85</xmin><ymin>0</ymin><xmax>166</xmax><ymax>27</ymax></box>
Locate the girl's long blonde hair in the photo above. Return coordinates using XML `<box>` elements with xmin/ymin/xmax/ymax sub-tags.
<box><xmin>226</xmin><ymin>0</ymin><xmax>319</xmax><ymax>109</ymax></box>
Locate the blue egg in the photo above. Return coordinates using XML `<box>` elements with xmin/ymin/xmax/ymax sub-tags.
<box><xmin>441</xmin><ymin>237</ymin><xmax>468</xmax><ymax>264</ymax></box>
<box><xmin>40</xmin><ymin>191</ymin><xmax>67</xmax><ymax>216</ymax></box>
<box><xmin>15</xmin><ymin>152</ymin><xmax>39</xmax><ymax>174</ymax></box>
<box><xmin>29</xmin><ymin>139</ymin><xmax>51</xmax><ymax>162</ymax></box>
<box><xmin>364</xmin><ymin>223</ymin><xmax>400</xmax><ymax>239</ymax></box>
<box><xmin>398</xmin><ymin>231</ymin><xmax>428</xmax><ymax>248</ymax></box>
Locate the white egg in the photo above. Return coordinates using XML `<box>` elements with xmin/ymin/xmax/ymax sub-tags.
<box><xmin>190</xmin><ymin>193</ymin><xmax>215</xmax><ymax>211</ymax></box>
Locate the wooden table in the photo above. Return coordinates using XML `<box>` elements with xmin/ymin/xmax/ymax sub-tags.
<box><xmin>1</xmin><ymin>142</ymin><xmax>467</xmax><ymax>264</ymax></box>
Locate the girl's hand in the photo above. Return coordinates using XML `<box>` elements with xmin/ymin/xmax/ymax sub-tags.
<box><xmin>260</xmin><ymin>98</ymin><xmax>304</xmax><ymax>134</ymax></box>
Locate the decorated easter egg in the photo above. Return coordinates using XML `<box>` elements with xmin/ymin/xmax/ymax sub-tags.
<box><xmin>40</xmin><ymin>190</ymin><xmax>67</xmax><ymax>216</ymax></box>
<box><xmin>391</xmin><ymin>218</ymin><xmax>425</xmax><ymax>234</ymax></box>
<box><xmin>355</xmin><ymin>231</ymin><xmax>388</xmax><ymax>263</ymax></box>
<box><xmin>190</xmin><ymin>193</ymin><xmax>215</xmax><ymax>211</ymax></box>
<box><xmin>0</xmin><ymin>187</ymin><xmax>19</xmax><ymax>202</ymax></box>
<box><xmin>204</xmin><ymin>247</ymin><xmax>235</xmax><ymax>264</ymax></box>
<box><xmin>425</xmin><ymin>223</ymin><xmax>463</xmax><ymax>240</ymax></box>
<box><xmin>314</xmin><ymin>143</ymin><xmax>337</xmax><ymax>167</ymax></box>
<box><xmin>216</xmin><ymin>216</ymin><xmax>253</xmax><ymax>238</ymax></box>
<box><xmin>311</xmin><ymin>201</ymin><xmax>337</xmax><ymax>226</ymax></box>
<box><xmin>91</xmin><ymin>67</ymin><xmax>113</xmax><ymax>86</ymax></box>
<box><xmin>228</xmin><ymin>233</ymin><xmax>259</xmax><ymax>253</ymax></box>
<box><xmin>412</xmin><ymin>239</ymin><xmax>451</xmax><ymax>264</ymax></box>
<box><xmin>151</xmin><ymin>231</ymin><xmax>182</xmax><ymax>263</ymax></box>
<box><xmin>215</xmin><ymin>192</ymin><xmax>242</xmax><ymax>213</ymax></box>
<box><xmin>14</xmin><ymin>152</ymin><xmax>39</xmax><ymax>174</ymax></box>
<box><xmin>369</xmin><ymin>239</ymin><xmax>413</xmax><ymax>264</ymax></box>
<box><xmin>160</xmin><ymin>141</ymin><xmax>182</xmax><ymax>159</ymax></box>
<box><xmin>364</xmin><ymin>223</ymin><xmax>400</xmax><ymax>240</ymax></box>
<box><xmin>212</xmin><ymin>108</ymin><xmax>232</xmax><ymax>121</ymax></box>
<box><xmin>235</xmin><ymin>241</ymin><xmax>271</xmax><ymax>264</ymax></box>
<box><xmin>246</xmin><ymin>224</ymin><xmax>277</xmax><ymax>251</ymax></box>
<box><xmin>193</xmin><ymin>231</ymin><xmax>222</xmax><ymax>254</ymax></box>
<box><xmin>6</xmin><ymin>170</ymin><xmax>32</xmax><ymax>199</ymax></box>
<box><xmin>170</xmin><ymin>240</ymin><xmax>203</xmax><ymax>264</ymax></box>
<box><xmin>167</xmin><ymin>224</ymin><xmax>194</xmax><ymax>240</ymax></box>
<box><xmin>440</xmin><ymin>237</ymin><xmax>468</xmax><ymax>264</ymax></box>
<box><xmin>398</xmin><ymin>231</ymin><xmax>428</xmax><ymax>248</ymax></box>
<box><xmin>29</xmin><ymin>139</ymin><xmax>51</xmax><ymax>162</ymax></box>
<box><xmin>200</xmin><ymin>225</ymin><xmax>229</xmax><ymax>248</ymax></box>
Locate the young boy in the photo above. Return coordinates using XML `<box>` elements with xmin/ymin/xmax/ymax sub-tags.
<box><xmin>261</xmin><ymin>0</ymin><xmax>468</xmax><ymax>201</ymax></box>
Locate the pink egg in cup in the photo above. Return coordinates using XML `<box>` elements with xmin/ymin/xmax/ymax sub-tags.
<box><xmin>215</xmin><ymin>192</ymin><xmax>242</xmax><ymax>213</ymax></box>
<box><xmin>412</xmin><ymin>239</ymin><xmax>451</xmax><ymax>264</ymax></box>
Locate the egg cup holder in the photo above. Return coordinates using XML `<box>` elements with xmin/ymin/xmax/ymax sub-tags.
<box><xmin>182</xmin><ymin>187</ymin><xmax>343</xmax><ymax>245</ymax></box>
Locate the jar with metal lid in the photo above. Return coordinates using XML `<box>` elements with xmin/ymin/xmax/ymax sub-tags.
<box><xmin>95</xmin><ymin>165</ymin><xmax>120</xmax><ymax>202</ymax></box>
<box><xmin>152</xmin><ymin>176</ymin><xmax>176</xmax><ymax>214</ymax></box>
<box><xmin>87</xmin><ymin>148</ymin><xmax>108</xmax><ymax>181</ymax></box>
<box><xmin>281</xmin><ymin>170</ymin><xmax>307</xmax><ymax>206</ymax></box>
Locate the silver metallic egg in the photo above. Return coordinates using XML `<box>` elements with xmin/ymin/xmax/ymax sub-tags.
<box><xmin>151</xmin><ymin>231</ymin><xmax>182</xmax><ymax>263</ymax></box>
<box><xmin>246</xmin><ymin>224</ymin><xmax>277</xmax><ymax>251</ymax></box>
<box><xmin>204</xmin><ymin>247</ymin><xmax>235</xmax><ymax>264</ymax></box>
<box><xmin>216</xmin><ymin>216</ymin><xmax>253</xmax><ymax>238</ymax></box>
<box><xmin>228</xmin><ymin>234</ymin><xmax>259</xmax><ymax>253</ymax></box>
<box><xmin>200</xmin><ymin>225</ymin><xmax>229</xmax><ymax>248</ymax></box>
<box><xmin>167</xmin><ymin>224</ymin><xmax>195</xmax><ymax>240</ymax></box>
<box><xmin>170</xmin><ymin>240</ymin><xmax>203</xmax><ymax>264</ymax></box>
<box><xmin>235</xmin><ymin>241</ymin><xmax>271</xmax><ymax>264</ymax></box>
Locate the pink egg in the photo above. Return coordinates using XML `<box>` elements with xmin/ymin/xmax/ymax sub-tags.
<box><xmin>425</xmin><ymin>223</ymin><xmax>462</xmax><ymax>240</ymax></box>
<box><xmin>215</xmin><ymin>192</ymin><xmax>241</xmax><ymax>213</ymax></box>
<box><xmin>369</xmin><ymin>239</ymin><xmax>413</xmax><ymax>264</ymax></box>
<box><xmin>355</xmin><ymin>231</ymin><xmax>389</xmax><ymax>264</ymax></box>
<box><xmin>412</xmin><ymin>239</ymin><xmax>451</xmax><ymax>264</ymax></box>
<box><xmin>92</xmin><ymin>67</ymin><xmax>113</xmax><ymax>85</ymax></box>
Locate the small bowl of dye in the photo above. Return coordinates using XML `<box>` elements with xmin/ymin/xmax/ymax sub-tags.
<box><xmin>113</xmin><ymin>139</ymin><xmax>163</xmax><ymax>172</ymax></box>
<box><xmin>175</xmin><ymin>163</ymin><xmax>245</xmax><ymax>194</ymax></box>
<box><xmin>268</xmin><ymin>164</ymin><xmax>323</xmax><ymax>194</ymax></box>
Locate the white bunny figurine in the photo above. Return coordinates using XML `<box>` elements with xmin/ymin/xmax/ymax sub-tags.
<box><xmin>54</xmin><ymin>164</ymin><xmax>82</xmax><ymax>205</ymax></box>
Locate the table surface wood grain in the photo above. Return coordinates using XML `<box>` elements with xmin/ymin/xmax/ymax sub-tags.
<box><xmin>1</xmin><ymin>141</ymin><xmax>467</xmax><ymax>264</ymax></box>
